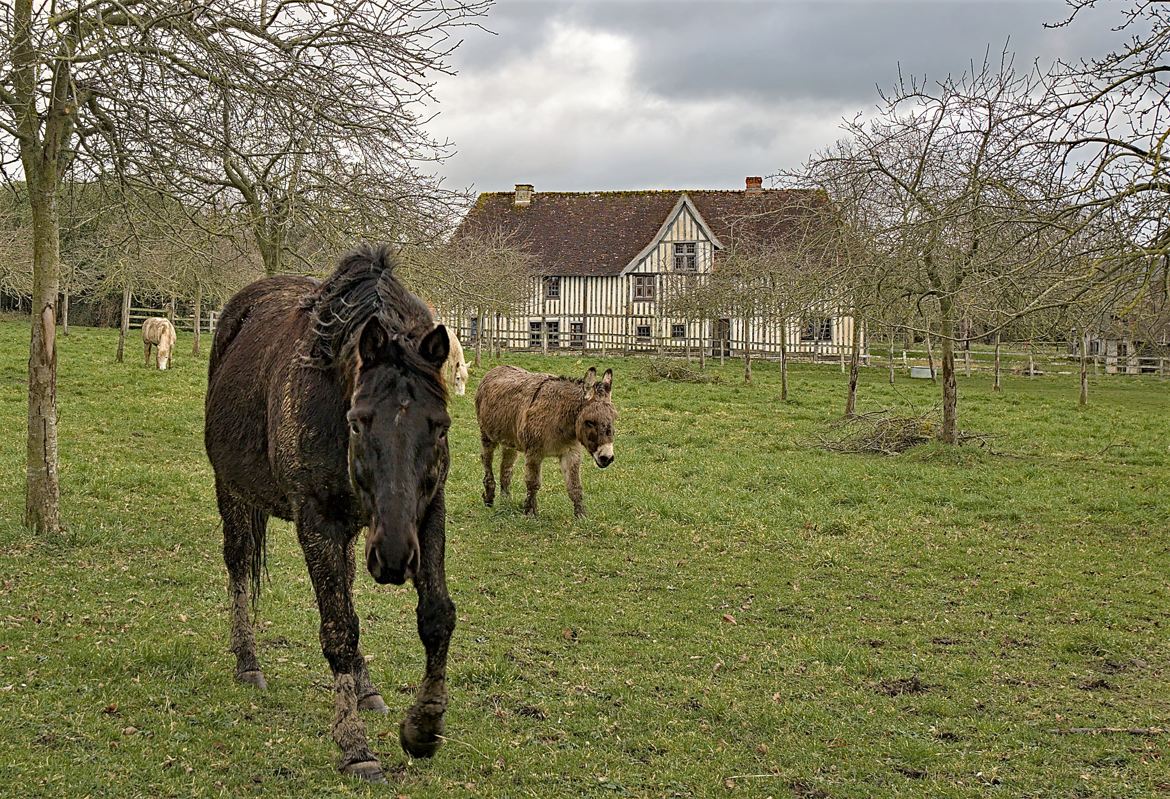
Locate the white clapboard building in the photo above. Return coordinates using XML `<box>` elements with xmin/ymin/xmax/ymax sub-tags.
<box><xmin>439</xmin><ymin>177</ymin><xmax>860</xmax><ymax>358</ymax></box>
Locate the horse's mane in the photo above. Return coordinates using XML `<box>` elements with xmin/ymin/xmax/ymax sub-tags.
<box><xmin>304</xmin><ymin>244</ymin><xmax>443</xmax><ymax>394</ymax></box>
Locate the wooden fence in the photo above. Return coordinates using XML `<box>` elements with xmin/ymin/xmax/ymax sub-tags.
<box><xmin>129</xmin><ymin>306</ymin><xmax>218</xmax><ymax>335</ymax></box>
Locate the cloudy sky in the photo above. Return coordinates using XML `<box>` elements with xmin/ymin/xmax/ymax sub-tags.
<box><xmin>425</xmin><ymin>0</ymin><xmax>1125</xmax><ymax>195</ymax></box>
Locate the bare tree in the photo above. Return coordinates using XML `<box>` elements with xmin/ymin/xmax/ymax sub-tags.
<box><xmin>0</xmin><ymin>0</ymin><xmax>483</xmax><ymax>533</ymax></box>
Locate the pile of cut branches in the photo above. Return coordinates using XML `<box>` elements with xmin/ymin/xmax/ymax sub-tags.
<box><xmin>817</xmin><ymin>410</ymin><xmax>986</xmax><ymax>455</ymax></box>
<box><xmin>644</xmin><ymin>358</ymin><xmax>722</xmax><ymax>384</ymax></box>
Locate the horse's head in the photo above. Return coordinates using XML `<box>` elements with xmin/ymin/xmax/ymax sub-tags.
<box><xmin>347</xmin><ymin>318</ymin><xmax>450</xmax><ymax>585</ymax></box>
<box><xmin>575</xmin><ymin>367</ymin><xmax>616</xmax><ymax>468</ymax></box>
<box><xmin>452</xmin><ymin>359</ymin><xmax>469</xmax><ymax>397</ymax></box>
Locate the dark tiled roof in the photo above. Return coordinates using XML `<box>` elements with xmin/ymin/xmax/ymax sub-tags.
<box><xmin>455</xmin><ymin>188</ymin><xmax>825</xmax><ymax>277</ymax></box>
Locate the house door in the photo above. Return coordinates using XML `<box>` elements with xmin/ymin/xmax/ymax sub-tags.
<box><xmin>712</xmin><ymin>319</ymin><xmax>731</xmax><ymax>357</ymax></box>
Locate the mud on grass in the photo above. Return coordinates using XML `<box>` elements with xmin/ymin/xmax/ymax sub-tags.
<box><xmin>1</xmin><ymin>322</ymin><xmax>1169</xmax><ymax>798</ymax></box>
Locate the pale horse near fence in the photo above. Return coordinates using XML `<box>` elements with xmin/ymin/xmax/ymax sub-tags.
<box><xmin>441</xmin><ymin>326</ymin><xmax>469</xmax><ymax>396</ymax></box>
<box><xmin>142</xmin><ymin>317</ymin><xmax>177</xmax><ymax>370</ymax></box>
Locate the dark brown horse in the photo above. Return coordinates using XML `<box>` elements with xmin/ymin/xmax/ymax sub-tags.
<box><xmin>204</xmin><ymin>245</ymin><xmax>454</xmax><ymax>782</ymax></box>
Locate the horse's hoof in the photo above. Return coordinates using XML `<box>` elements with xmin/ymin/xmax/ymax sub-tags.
<box><xmin>399</xmin><ymin>717</ymin><xmax>443</xmax><ymax>759</ymax></box>
<box><xmin>237</xmin><ymin>670</ymin><xmax>267</xmax><ymax>691</ymax></box>
<box><xmin>358</xmin><ymin>692</ymin><xmax>390</xmax><ymax>714</ymax></box>
<box><xmin>340</xmin><ymin>759</ymin><xmax>385</xmax><ymax>783</ymax></box>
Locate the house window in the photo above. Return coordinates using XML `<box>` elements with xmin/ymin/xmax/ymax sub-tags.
<box><xmin>543</xmin><ymin>276</ymin><xmax>560</xmax><ymax>300</ymax></box>
<box><xmin>1117</xmin><ymin>341</ymin><xmax>1128</xmax><ymax>358</ymax></box>
<box><xmin>801</xmin><ymin>317</ymin><xmax>833</xmax><ymax>342</ymax></box>
<box><xmin>671</xmin><ymin>323</ymin><xmax>686</xmax><ymax>339</ymax></box>
<box><xmin>636</xmin><ymin>324</ymin><xmax>652</xmax><ymax>342</ymax></box>
<box><xmin>673</xmin><ymin>242</ymin><xmax>697</xmax><ymax>272</ymax></box>
<box><xmin>633</xmin><ymin>275</ymin><xmax>655</xmax><ymax>301</ymax></box>
<box><xmin>529</xmin><ymin>320</ymin><xmax>559</xmax><ymax>349</ymax></box>
<box><xmin>468</xmin><ymin>316</ymin><xmax>479</xmax><ymax>342</ymax></box>
<box><xmin>1089</xmin><ymin>339</ymin><xmax>1101</xmax><ymax>356</ymax></box>
<box><xmin>570</xmin><ymin>321</ymin><xmax>585</xmax><ymax>349</ymax></box>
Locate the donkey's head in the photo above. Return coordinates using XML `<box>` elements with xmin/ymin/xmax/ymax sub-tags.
<box><xmin>347</xmin><ymin>318</ymin><xmax>451</xmax><ymax>585</ymax></box>
<box><xmin>575</xmin><ymin>367</ymin><xmax>616</xmax><ymax>468</ymax></box>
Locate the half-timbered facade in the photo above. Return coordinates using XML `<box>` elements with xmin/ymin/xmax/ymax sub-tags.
<box><xmin>439</xmin><ymin>177</ymin><xmax>860</xmax><ymax>358</ymax></box>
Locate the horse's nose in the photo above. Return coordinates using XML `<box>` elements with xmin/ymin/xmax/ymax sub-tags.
<box><xmin>367</xmin><ymin>534</ymin><xmax>419</xmax><ymax>585</ymax></box>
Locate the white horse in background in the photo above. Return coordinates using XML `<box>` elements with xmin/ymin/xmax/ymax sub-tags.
<box><xmin>441</xmin><ymin>326</ymin><xmax>469</xmax><ymax>396</ymax></box>
<box><xmin>142</xmin><ymin>317</ymin><xmax>177</xmax><ymax>370</ymax></box>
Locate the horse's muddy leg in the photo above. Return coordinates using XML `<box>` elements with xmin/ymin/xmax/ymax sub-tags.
<box><xmin>218</xmin><ymin>483</ymin><xmax>266</xmax><ymax>690</ymax></box>
<box><xmin>499</xmin><ymin>447</ymin><xmax>518</xmax><ymax>497</ymax></box>
<box><xmin>144</xmin><ymin>341</ymin><xmax>152</xmax><ymax>368</ymax></box>
<box><xmin>401</xmin><ymin>489</ymin><xmax>455</xmax><ymax>759</ymax></box>
<box><xmin>523</xmin><ymin>453</ymin><xmax>543</xmax><ymax>516</ymax></box>
<box><xmin>560</xmin><ymin>449</ymin><xmax>585</xmax><ymax>518</ymax></box>
<box><xmin>342</xmin><ymin>538</ymin><xmax>388</xmax><ymax>714</ymax></box>
<box><xmin>297</xmin><ymin>505</ymin><xmax>383</xmax><ymax>783</ymax></box>
<box><xmin>480</xmin><ymin>434</ymin><xmax>497</xmax><ymax>507</ymax></box>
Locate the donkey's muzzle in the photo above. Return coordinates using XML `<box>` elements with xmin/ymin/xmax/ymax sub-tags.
<box><xmin>593</xmin><ymin>443</ymin><xmax>615</xmax><ymax>469</ymax></box>
<box><xmin>367</xmin><ymin>533</ymin><xmax>419</xmax><ymax>585</ymax></box>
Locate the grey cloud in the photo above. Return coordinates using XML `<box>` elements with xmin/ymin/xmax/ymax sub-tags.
<box><xmin>455</xmin><ymin>0</ymin><xmax>1127</xmax><ymax>104</ymax></box>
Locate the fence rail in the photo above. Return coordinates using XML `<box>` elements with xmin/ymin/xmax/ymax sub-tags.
<box><xmin>129</xmin><ymin>306</ymin><xmax>218</xmax><ymax>335</ymax></box>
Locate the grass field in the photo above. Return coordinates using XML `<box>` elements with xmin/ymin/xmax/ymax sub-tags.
<box><xmin>1</xmin><ymin>320</ymin><xmax>1169</xmax><ymax>798</ymax></box>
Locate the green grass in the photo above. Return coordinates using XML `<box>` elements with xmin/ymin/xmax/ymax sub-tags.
<box><xmin>2</xmin><ymin>320</ymin><xmax>1169</xmax><ymax>798</ymax></box>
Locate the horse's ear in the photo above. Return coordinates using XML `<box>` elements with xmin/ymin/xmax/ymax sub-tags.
<box><xmin>358</xmin><ymin>318</ymin><xmax>390</xmax><ymax>368</ymax></box>
<box><xmin>419</xmin><ymin>324</ymin><xmax>450</xmax><ymax>368</ymax></box>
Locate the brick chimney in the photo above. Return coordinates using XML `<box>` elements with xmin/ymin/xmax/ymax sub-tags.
<box><xmin>745</xmin><ymin>176</ymin><xmax>763</xmax><ymax>194</ymax></box>
<box><xmin>514</xmin><ymin>183</ymin><xmax>534</xmax><ymax>206</ymax></box>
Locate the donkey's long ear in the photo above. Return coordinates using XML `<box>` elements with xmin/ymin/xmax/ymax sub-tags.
<box><xmin>358</xmin><ymin>318</ymin><xmax>390</xmax><ymax>368</ymax></box>
<box><xmin>584</xmin><ymin>366</ymin><xmax>598</xmax><ymax>399</ymax></box>
<box><xmin>419</xmin><ymin>324</ymin><xmax>450</xmax><ymax>368</ymax></box>
<box><xmin>599</xmin><ymin>368</ymin><xmax>613</xmax><ymax>394</ymax></box>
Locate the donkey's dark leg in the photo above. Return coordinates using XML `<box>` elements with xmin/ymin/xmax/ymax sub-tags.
<box><xmin>560</xmin><ymin>449</ymin><xmax>585</xmax><ymax>518</ymax></box>
<box><xmin>217</xmin><ymin>482</ymin><xmax>266</xmax><ymax>690</ymax></box>
<box><xmin>499</xmin><ymin>447</ymin><xmax>518</xmax><ymax>497</ymax></box>
<box><xmin>341</xmin><ymin>536</ymin><xmax>389</xmax><ymax>714</ymax></box>
<box><xmin>523</xmin><ymin>452</ymin><xmax>543</xmax><ymax>516</ymax></box>
<box><xmin>401</xmin><ymin>489</ymin><xmax>456</xmax><ymax>759</ymax></box>
<box><xmin>480</xmin><ymin>433</ymin><xmax>497</xmax><ymax>507</ymax></box>
<box><xmin>296</xmin><ymin>504</ymin><xmax>383</xmax><ymax>783</ymax></box>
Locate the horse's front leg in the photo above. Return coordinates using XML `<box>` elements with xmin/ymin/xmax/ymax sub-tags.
<box><xmin>400</xmin><ymin>488</ymin><xmax>456</xmax><ymax>759</ymax></box>
<box><xmin>341</xmin><ymin>535</ymin><xmax>389</xmax><ymax>714</ymax></box>
<box><xmin>296</xmin><ymin>504</ymin><xmax>384</xmax><ymax>783</ymax></box>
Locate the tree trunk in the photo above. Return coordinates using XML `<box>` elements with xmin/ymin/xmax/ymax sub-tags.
<box><xmin>117</xmin><ymin>285</ymin><xmax>131</xmax><ymax>363</ymax></box>
<box><xmin>61</xmin><ymin>288</ymin><xmax>69</xmax><ymax>336</ymax></box>
<box><xmin>845</xmin><ymin>315</ymin><xmax>861</xmax><ymax>417</ymax></box>
<box><xmin>888</xmin><ymin>330</ymin><xmax>896</xmax><ymax>385</ymax></box>
<box><xmin>925</xmin><ymin>331</ymin><xmax>936</xmax><ymax>382</ymax></box>
<box><xmin>963</xmin><ymin>340</ymin><xmax>971</xmax><ymax>378</ymax></box>
<box><xmin>1079</xmin><ymin>330</ymin><xmax>1089</xmax><ymax>406</ymax></box>
<box><xmin>474</xmin><ymin>311</ymin><xmax>483</xmax><ymax>367</ymax></box>
<box><xmin>779</xmin><ymin>320</ymin><xmax>788</xmax><ymax>401</ymax></box>
<box><xmin>939</xmin><ymin>303</ymin><xmax>958</xmax><ymax>444</ymax></box>
<box><xmin>24</xmin><ymin>174</ymin><xmax>63</xmax><ymax>535</ymax></box>
<box><xmin>1028</xmin><ymin>346</ymin><xmax>1036</xmax><ymax>378</ymax></box>
<box><xmin>494</xmin><ymin>312</ymin><xmax>503</xmax><ymax>358</ymax></box>
<box><xmin>993</xmin><ymin>332</ymin><xmax>1002</xmax><ymax>393</ymax></box>
<box><xmin>192</xmin><ymin>283</ymin><xmax>203</xmax><ymax>357</ymax></box>
<box><xmin>698</xmin><ymin>320</ymin><xmax>706</xmax><ymax>370</ymax></box>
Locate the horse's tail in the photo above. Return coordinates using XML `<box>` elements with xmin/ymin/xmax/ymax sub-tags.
<box><xmin>249</xmin><ymin>507</ymin><xmax>269</xmax><ymax>612</ymax></box>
